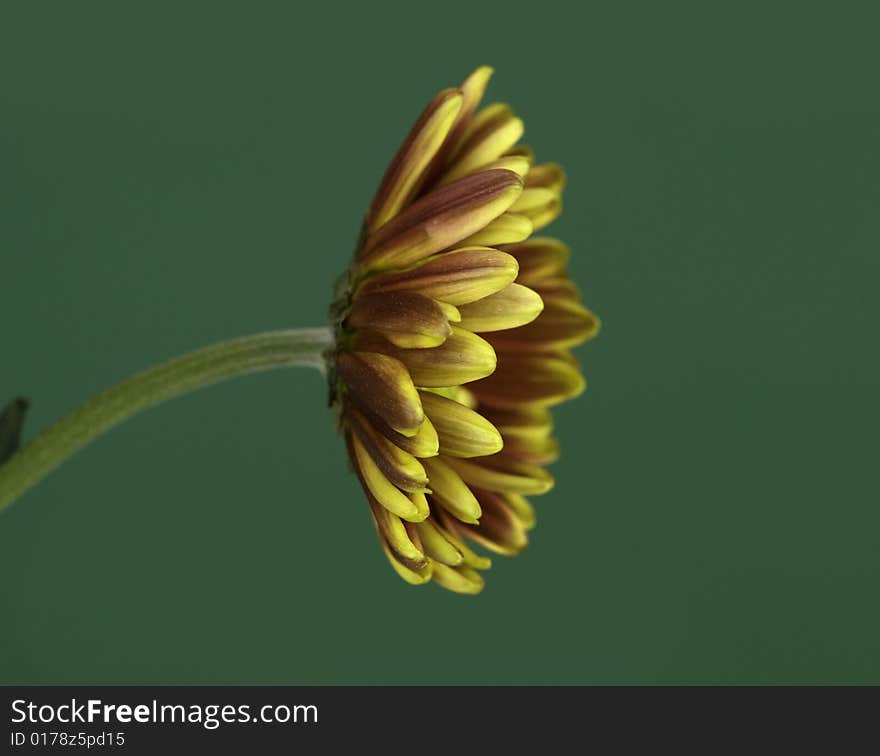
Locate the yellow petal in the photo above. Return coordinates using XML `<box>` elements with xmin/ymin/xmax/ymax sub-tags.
<box><xmin>525</xmin><ymin>199</ymin><xmax>561</xmax><ymax>231</ymax></box>
<box><xmin>432</xmin><ymin>299</ymin><xmax>461</xmax><ymax>323</ymax></box>
<box><xmin>509</xmin><ymin>187</ymin><xmax>562</xmax><ymax>231</ymax></box>
<box><xmin>478</xmin><ymin>155</ymin><xmax>531</xmax><ymax>178</ymax></box>
<box><xmin>336</xmin><ymin>351</ymin><xmax>423</xmax><ymax>436</ymax></box>
<box><xmin>531</xmin><ymin>275</ymin><xmax>581</xmax><ymax>300</ymax></box>
<box><xmin>500</xmin><ymin>238</ymin><xmax>570</xmax><ymax>284</ymax></box>
<box><xmin>505</xmin><ymin>144</ymin><xmax>534</xmax><ymax>165</ymax></box>
<box><xmin>370</xmin><ymin>497</ymin><xmax>428</xmax><ymax>567</ymax></box>
<box><xmin>349</xmin><ymin>408</ymin><xmax>429</xmax><ymax>492</ymax></box>
<box><xmin>431</xmin><ymin>562</ymin><xmax>485</xmax><ymax>594</ymax></box>
<box><xmin>356</xmin><ymin>326</ymin><xmax>497</xmax><ymax>388</ymax></box>
<box><xmin>445</xmin><ymin>455</ymin><xmax>554</xmax><ymax>495</ymax></box>
<box><xmin>422</xmin><ymin>456</ymin><xmax>482</xmax><ymax>524</ymax></box>
<box><xmin>498</xmin><ymin>432</ymin><xmax>560</xmax><ymax>465</ymax></box>
<box><xmin>358</xmin><ymin>247</ymin><xmax>519</xmax><ymax>306</ymax></box>
<box><xmin>442</xmin><ymin>104</ymin><xmax>525</xmax><ymax>184</ymax></box>
<box><xmin>470</xmin><ymin>353</ymin><xmax>586</xmax><ymax>408</ymax></box>
<box><xmin>456</xmin><ymin>390</ymin><xmax>478</xmax><ymax>412</ymax></box>
<box><xmin>420</xmin><ymin>386</ymin><xmax>461</xmax><ymax>401</ymax></box>
<box><xmin>433</xmin><ymin>509</ymin><xmax>493</xmax><ymax>569</ymax></box>
<box><xmin>433</xmin><ymin>66</ymin><xmax>495</xmax><ymax>167</ymax></box>
<box><xmin>358</xmin><ymin>170</ymin><xmax>523</xmax><ymax>271</ymax></box>
<box><xmin>416</xmin><ymin>518</ymin><xmax>464</xmax><ymax>566</ymax></box>
<box><xmin>487</xmin><ymin>300</ymin><xmax>600</xmax><ymax>351</ymax></box>
<box><xmin>393</xmin><ymin>416</ymin><xmax>440</xmax><ymax>458</ymax></box>
<box><xmin>367</xmin><ymin>89</ymin><xmax>463</xmax><ymax>232</ymax></box>
<box><xmin>408</xmin><ymin>490</ymin><xmax>430</xmax><ymax>520</ymax></box>
<box><xmin>481</xmin><ymin>405</ymin><xmax>553</xmax><ymax>442</ymax></box>
<box><xmin>349</xmin><ymin>432</ymin><xmax>426</xmax><ymax>521</ymax></box>
<box><xmin>457</xmin><ymin>283</ymin><xmax>544</xmax><ymax>332</ymax></box>
<box><xmin>379</xmin><ymin>540</ymin><xmax>433</xmax><ymax>585</ymax></box>
<box><xmin>524</xmin><ymin>163</ymin><xmax>567</xmax><ymax>194</ymax></box>
<box><xmin>505</xmin><ymin>493</ymin><xmax>536</xmax><ymax>530</ymax></box>
<box><xmin>370</xmin><ymin>413</ymin><xmax>440</xmax><ymax>458</ymax></box>
<box><xmin>419</xmin><ymin>390</ymin><xmax>503</xmax><ymax>458</ymax></box>
<box><xmin>510</xmin><ymin>187</ymin><xmax>559</xmax><ymax>215</ymax></box>
<box><xmin>460</xmin><ymin>66</ymin><xmax>493</xmax><ymax>106</ymax></box>
<box><xmin>458</xmin><ymin>213</ymin><xmax>533</xmax><ymax>247</ymax></box>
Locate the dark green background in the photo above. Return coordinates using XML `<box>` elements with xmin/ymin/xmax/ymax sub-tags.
<box><xmin>2</xmin><ymin>2</ymin><xmax>878</xmax><ymax>684</ymax></box>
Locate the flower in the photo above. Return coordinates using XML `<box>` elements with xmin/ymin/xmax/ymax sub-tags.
<box><xmin>329</xmin><ymin>67</ymin><xmax>599</xmax><ymax>593</ymax></box>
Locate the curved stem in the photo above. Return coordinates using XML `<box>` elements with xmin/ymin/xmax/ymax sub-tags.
<box><xmin>0</xmin><ymin>327</ymin><xmax>333</xmax><ymax>513</ymax></box>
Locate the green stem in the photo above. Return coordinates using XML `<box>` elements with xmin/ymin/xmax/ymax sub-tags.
<box><xmin>0</xmin><ymin>328</ymin><xmax>333</xmax><ymax>513</ymax></box>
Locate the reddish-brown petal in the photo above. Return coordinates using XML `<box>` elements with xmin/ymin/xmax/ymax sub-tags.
<box><xmin>336</xmin><ymin>351</ymin><xmax>423</xmax><ymax>436</ymax></box>
<box><xmin>357</xmin><ymin>247</ymin><xmax>519</xmax><ymax>306</ymax></box>
<box><xmin>455</xmin><ymin>488</ymin><xmax>529</xmax><ymax>555</ymax></box>
<box><xmin>358</xmin><ymin>170</ymin><xmax>523</xmax><ymax>271</ymax></box>
<box><xmin>367</xmin><ymin>88</ymin><xmax>464</xmax><ymax>233</ymax></box>
<box><xmin>423</xmin><ymin>66</ymin><xmax>495</xmax><ymax>187</ymax></box>
<box><xmin>347</xmin><ymin>291</ymin><xmax>452</xmax><ymax>348</ymax></box>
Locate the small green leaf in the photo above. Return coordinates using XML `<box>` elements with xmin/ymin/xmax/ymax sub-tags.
<box><xmin>0</xmin><ymin>398</ymin><xmax>29</xmax><ymax>465</ymax></box>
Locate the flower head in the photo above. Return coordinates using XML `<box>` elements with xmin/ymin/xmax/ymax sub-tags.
<box><xmin>330</xmin><ymin>67</ymin><xmax>599</xmax><ymax>593</ymax></box>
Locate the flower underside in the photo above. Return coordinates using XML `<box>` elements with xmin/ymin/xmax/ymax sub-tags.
<box><xmin>331</xmin><ymin>66</ymin><xmax>599</xmax><ymax>594</ymax></box>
